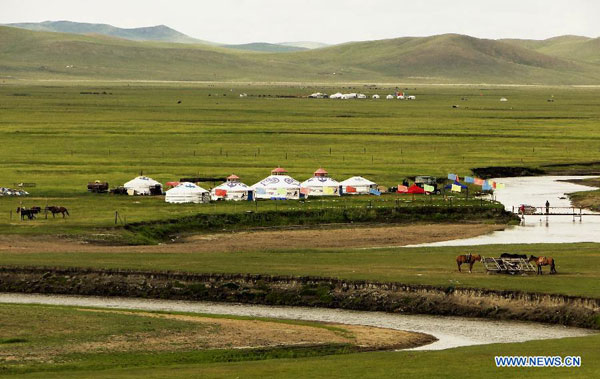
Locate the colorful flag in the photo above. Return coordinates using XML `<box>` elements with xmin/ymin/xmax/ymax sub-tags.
<box><xmin>465</xmin><ymin>176</ymin><xmax>474</xmax><ymax>183</ymax></box>
<box><xmin>482</xmin><ymin>181</ymin><xmax>492</xmax><ymax>191</ymax></box>
<box><xmin>451</xmin><ymin>184</ymin><xmax>462</xmax><ymax>192</ymax></box>
<box><xmin>496</xmin><ymin>183</ymin><xmax>505</xmax><ymax>190</ymax></box>
<box><xmin>474</xmin><ymin>178</ymin><xmax>484</xmax><ymax>186</ymax></box>
<box><xmin>397</xmin><ymin>185</ymin><xmax>408</xmax><ymax>193</ymax></box>
<box><xmin>448</xmin><ymin>174</ymin><xmax>457</xmax><ymax>181</ymax></box>
<box><xmin>346</xmin><ymin>186</ymin><xmax>357</xmax><ymax>193</ymax></box>
<box><xmin>424</xmin><ymin>184</ymin><xmax>435</xmax><ymax>193</ymax></box>
<box><xmin>491</xmin><ymin>181</ymin><xmax>497</xmax><ymax>189</ymax></box>
<box><xmin>215</xmin><ymin>189</ymin><xmax>227</xmax><ymax>197</ymax></box>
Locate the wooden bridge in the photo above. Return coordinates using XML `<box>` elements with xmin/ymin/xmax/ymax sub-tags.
<box><xmin>512</xmin><ymin>206</ymin><xmax>600</xmax><ymax>220</ymax></box>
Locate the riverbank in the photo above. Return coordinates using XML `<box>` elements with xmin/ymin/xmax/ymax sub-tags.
<box><xmin>564</xmin><ymin>178</ymin><xmax>600</xmax><ymax>212</ymax></box>
<box><xmin>0</xmin><ymin>223</ymin><xmax>505</xmax><ymax>253</ymax></box>
<box><xmin>1</xmin><ymin>267</ymin><xmax>598</xmax><ymax>329</ymax></box>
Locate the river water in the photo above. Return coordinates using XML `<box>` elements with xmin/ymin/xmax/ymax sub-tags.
<box><xmin>0</xmin><ymin>293</ymin><xmax>594</xmax><ymax>351</ymax></box>
<box><xmin>418</xmin><ymin>176</ymin><xmax>600</xmax><ymax>246</ymax></box>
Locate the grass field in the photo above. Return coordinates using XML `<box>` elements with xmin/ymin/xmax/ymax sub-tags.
<box><xmin>2</xmin><ymin>243</ymin><xmax>598</xmax><ymax>297</ymax></box>
<box><xmin>0</xmin><ymin>303</ymin><xmax>596</xmax><ymax>378</ymax></box>
<box><xmin>1</xmin><ymin>83</ymin><xmax>599</xmax><ymax>237</ymax></box>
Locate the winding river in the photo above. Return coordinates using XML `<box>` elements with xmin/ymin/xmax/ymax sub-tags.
<box><xmin>0</xmin><ymin>293</ymin><xmax>594</xmax><ymax>351</ymax></box>
<box><xmin>419</xmin><ymin>176</ymin><xmax>600</xmax><ymax>246</ymax></box>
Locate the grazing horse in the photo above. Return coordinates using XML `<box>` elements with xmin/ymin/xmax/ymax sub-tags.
<box><xmin>529</xmin><ymin>255</ymin><xmax>557</xmax><ymax>275</ymax></box>
<box><xmin>456</xmin><ymin>254</ymin><xmax>481</xmax><ymax>273</ymax></box>
<box><xmin>16</xmin><ymin>207</ymin><xmax>36</xmax><ymax>220</ymax></box>
<box><xmin>45</xmin><ymin>206</ymin><xmax>70</xmax><ymax>218</ymax></box>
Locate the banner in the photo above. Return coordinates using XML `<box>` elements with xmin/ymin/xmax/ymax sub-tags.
<box><xmin>277</xmin><ymin>188</ymin><xmax>287</xmax><ymax>195</ymax></box>
<box><xmin>451</xmin><ymin>184</ymin><xmax>462</xmax><ymax>192</ymax></box>
<box><xmin>324</xmin><ymin>187</ymin><xmax>335</xmax><ymax>195</ymax></box>
<box><xmin>300</xmin><ymin>187</ymin><xmax>310</xmax><ymax>195</ymax></box>
<box><xmin>369</xmin><ymin>188</ymin><xmax>381</xmax><ymax>196</ymax></box>
<box><xmin>255</xmin><ymin>187</ymin><xmax>266</xmax><ymax>195</ymax></box>
<box><xmin>424</xmin><ymin>184</ymin><xmax>434</xmax><ymax>192</ymax></box>
<box><xmin>397</xmin><ymin>185</ymin><xmax>408</xmax><ymax>193</ymax></box>
<box><xmin>482</xmin><ymin>182</ymin><xmax>492</xmax><ymax>191</ymax></box>
<box><xmin>215</xmin><ymin>189</ymin><xmax>227</xmax><ymax>197</ymax></box>
<box><xmin>346</xmin><ymin>186</ymin><xmax>357</xmax><ymax>193</ymax></box>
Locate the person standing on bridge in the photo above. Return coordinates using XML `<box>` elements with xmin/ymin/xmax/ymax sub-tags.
<box><xmin>546</xmin><ymin>200</ymin><xmax>550</xmax><ymax>215</ymax></box>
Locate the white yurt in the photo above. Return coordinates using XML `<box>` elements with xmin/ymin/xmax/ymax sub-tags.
<box><xmin>123</xmin><ymin>176</ymin><xmax>163</xmax><ymax>196</ymax></box>
<box><xmin>386</xmin><ymin>94</ymin><xmax>394</xmax><ymax>100</ymax></box>
<box><xmin>357</xmin><ymin>93</ymin><xmax>367</xmax><ymax>99</ymax></box>
<box><xmin>211</xmin><ymin>174</ymin><xmax>254</xmax><ymax>201</ymax></box>
<box><xmin>341</xmin><ymin>93</ymin><xmax>357</xmax><ymax>99</ymax></box>
<box><xmin>252</xmin><ymin>167</ymin><xmax>302</xmax><ymax>200</ymax></box>
<box><xmin>340</xmin><ymin>176</ymin><xmax>377</xmax><ymax>195</ymax></box>
<box><xmin>330</xmin><ymin>92</ymin><xmax>343</xmax><ymax>99</ymax></box>
<box><xmin>165</xmin><ymin>182</ymin><xmax>209</xmax><ymax>204</ymax></box>
<box><xmin>372</xmin><ymin>94</ymin><xmax>380</xmax><ymax>99</ymax></box>
<box><xmin>300</xmin><ymin>168</ymin><xmax>341</xmax><ymax>197</ymax></box>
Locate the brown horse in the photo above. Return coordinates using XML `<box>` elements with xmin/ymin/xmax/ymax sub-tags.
<box><xmin>456</xmin><ymin>254</ymin><xmax>481</xmax><ymax>273</ymax></box>
<box><xmin>529</xmin><ymin>255</ymin><xmax>556</xmax><ymax>275</ymax></box>
<box><xmin>45</xmin><ymin>206</ymin><xmax>70</xmax><ymax>218</ymax></box>
<box><xmin>16</xmin><ymin>207</ymin><xmax>36</xmax><ymax>220</ymax></box>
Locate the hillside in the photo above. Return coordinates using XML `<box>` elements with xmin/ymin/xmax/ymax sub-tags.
<box><xmin>1</xmin><ymin>26</ymin><xmax>599</xmax><ymax>84</ymax></box>
<box><xmin>503</xmin><ymin>36</ymin><xmax>600</xmax><ymax>64</ymax></box>
<box><xmin>4</xmin><ymin>20</ymin><xmax>211</xmax><ymax>44</ymax></box>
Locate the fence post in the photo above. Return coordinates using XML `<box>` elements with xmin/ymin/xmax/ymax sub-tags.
<box><xmin>115</xmin><ymin>211</ymin><xmax>118</xmax><ymax>225</ymax></box>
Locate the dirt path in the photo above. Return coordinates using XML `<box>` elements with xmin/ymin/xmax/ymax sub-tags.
<box><xmin>0</xmin><ymin>224</ymin><xmax>504</xmax><ymax>254</ymax></box>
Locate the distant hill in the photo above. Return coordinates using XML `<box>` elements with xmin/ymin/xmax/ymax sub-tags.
<box><xmin>1</xmin><ymin>26</ymin><xmax>599</xmax><ymax>84</ymax></box>
<box><xmin>3</xmin><ymin>20</ymin><xmax>212</xmax><ymax>44</ymax></box>
<box><xmin>502</xmin><ymin>35</ymin><xmax>600</xmax><ymax>64</ymax></box>
<box><xmin>280</xmin><ymin>41</ymin><xmax>330</xmax><ymax>49</ymax></box>
<box><xmin>221</xmin><ymin>42</ymin><xmax>308</xmax><ymax>53</ymax></box>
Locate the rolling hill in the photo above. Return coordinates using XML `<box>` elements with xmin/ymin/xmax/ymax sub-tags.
<box><xmin>3</xmin><ymin>20</ymin><xmax>211</xmax><ymax>44</ymax></box>
<box><xmin>502</xmin><ymin>35</ymin><xmax>600</xmax><ymax>64</ymax></box>
<box><xmin>1</xmin><ymin>26</ymin><xmax>599</xmax><ymax>84</ymax></box>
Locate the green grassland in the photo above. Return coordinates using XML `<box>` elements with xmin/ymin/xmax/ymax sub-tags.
<box><xmin>0</xmin><ymin>303</ymin><xmax>597</xmax><ymax>378</ymax></box>
<box><xmin>2</xmin><ymin>243</ymin><xmax>598</xmax><ymax>297</ymax></box>
<box><xmin>1</xmin><ymin>84</ymin><xmax>599</xmax><ymax>236</ymax></box>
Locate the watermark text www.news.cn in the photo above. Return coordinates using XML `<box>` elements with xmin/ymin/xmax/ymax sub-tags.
<box><xmin>495</xmin><ymin>356</ymin><xmax>581</xmax><ymax>368</ymax></box>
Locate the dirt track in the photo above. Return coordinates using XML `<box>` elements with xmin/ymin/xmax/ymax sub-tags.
<box><xmin>0</xmin><ymin>223</ymin><xmax>504</xmax><ymax>254</ymax></box>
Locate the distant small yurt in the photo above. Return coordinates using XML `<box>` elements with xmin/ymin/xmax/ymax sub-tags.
<box><xmin>123</xmin><ymin>176</ymin><xmax>163</xmax><ymax>196</ymax></box>
<box><xmin>252</xmin><ymin>167</ymin><xmax>302</xmax><ymax>200</ymax></box>
<box><xmin>357</xmin><ymin>93</ymin><xmax>367</xmax><ymax>99</ymax></box>
<box><xmin>330</xmin><ymin>92</ymin><xmax>343</xmax><ymax>99</ymax></box>
<box><xmin>500</xmin><ymin>97</ymin><xmax>508</xmax><ymax>102</ymax></box>
<box><xmin>386</xmin><ymin>94</ymin><xmax>394</xmax><ymax>100</ymax></box>
<box><xmin>341</xmin><ymin>176</ymin><xmax>377</xmax><ymax>195</ymax></box>
<box><xmin>211</xmin><ymin>174</ymin><xmax>254</xmax><ymax>201</ymax></box>
<box><xmin>342</xmin><ymin>93</ymin><xmax>357</xmax><ymax>99</ymax></box>
<box><xmin>300</xmin><ymin>168</ymin><xmax>341</xmax><ymax>197</ymax></box>
<box><xmin>372</xmin><ymin>94</ymin><xmax>380</xmax><ymax>99</ymax></box>
<box><xmin>165</xmin><ymin>182</ymin><xmax>209</xmax><ymax>204</ymax></box>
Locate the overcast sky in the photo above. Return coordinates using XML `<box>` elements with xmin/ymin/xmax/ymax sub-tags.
<box><xmin>2</xmin><ymin>0</ymin><xmax>599</xmax><ymax>44</ymax></box>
